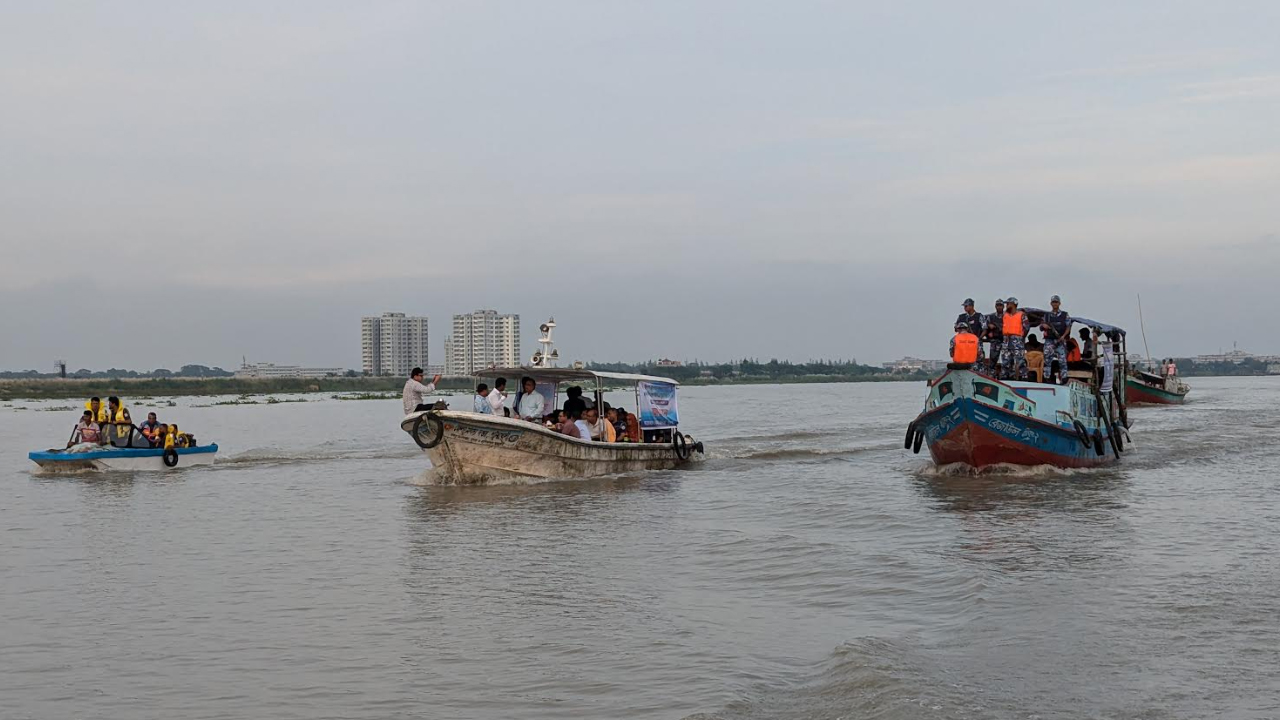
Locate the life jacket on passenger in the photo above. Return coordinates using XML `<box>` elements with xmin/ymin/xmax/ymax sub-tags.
<box><xmin>952</xmin><ymin>332</ymin><xmax>980</xmax><ymax>363</ymax></box>
<box><xmin>1067</xmin><ymin>339</ymin><xmax>1082</xmax><ymax>362</ymax></box>
<box><xmin>85</xmin><ymin>401</ymin><xmax>108</xmax><ymax>423</ymax></box>
<box><xmin>1002</xmin><ymin>310</ymin><xmax>1025</xmax><ymax>338</ymax></box>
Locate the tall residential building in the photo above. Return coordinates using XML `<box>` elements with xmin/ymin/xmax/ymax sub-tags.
<box><xmin>445</xmin><ymin>310</ymin><xmax>520</xmax><ymax>375</ymax></box>
<box><xmin>360</xmin><ymin>312</ymin><xmax>429</xmax><ymax>376</ymax></box>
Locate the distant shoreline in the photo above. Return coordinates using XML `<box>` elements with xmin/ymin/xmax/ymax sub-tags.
<box><xmin>0</xmin><ymin>374</ymin><xmax>930</xmax><ymax>400</ymax></box>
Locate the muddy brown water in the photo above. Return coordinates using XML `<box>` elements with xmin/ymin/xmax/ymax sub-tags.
<box><xmin>3</xmin><ymin>378</ymin><xmax>1278</xmax><ymax>719</ymax></box>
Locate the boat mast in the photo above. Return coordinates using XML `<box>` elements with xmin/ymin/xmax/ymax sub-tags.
<box><xmin>1137</xmin><ymin>293</ymin><xmax>1154</xmax><ymax>370</ymax></box>
<box><xmin>532</xmin><ymin>318</ymin><xmax>558</xmax><ymax>368</ymax></box>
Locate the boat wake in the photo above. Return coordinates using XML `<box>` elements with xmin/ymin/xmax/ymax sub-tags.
<box><xmin>216</xmin><ymin>443</ymin><xmax>421</xmax><ymax>467</ymax></box>
<box><xmin>916</xmin><ymin>461</ymin><xmax>1116</xmax><ymax>479</ymax></box>
<box><xmin>685</xmin><ymin>637</ymin><xmax>1001</xmax><ymax>720</ymax></box>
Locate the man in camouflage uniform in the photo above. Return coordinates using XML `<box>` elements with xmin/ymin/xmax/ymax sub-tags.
<box><xmin>982</xmin><ymin>298</ymin><xmax>1005</xmax><ymax>376</ymax></box>
<box><xmin>1039</xmin><ymin>294</ymin><xmax>1072</xmax><ymax>384</ymax></box>
<box><xmin>999</xmin><ymin>296</ymin><xmax>1029</xmax><ymax>380</ymax></box>
<box><xmin>955</xmin><ymin>298</ymin><xmax>986</xmax><ymax>366</ymax></box>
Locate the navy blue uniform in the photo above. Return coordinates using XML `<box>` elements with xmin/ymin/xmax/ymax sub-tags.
<box><xmin>1041</xmin><ymin>309</ymin><xmax>1072</xmax><ymax>383</ymax></box>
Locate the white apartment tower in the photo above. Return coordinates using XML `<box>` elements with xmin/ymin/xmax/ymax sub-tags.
<box><xmin>361</xmin><ymin>312</ymin><xmax>429</xmax><ymax>376</ymax></box>
<box><xmin>444</xmin><ymin>310</ymin><xmax>520</xmax><ymax>375</ymax></box>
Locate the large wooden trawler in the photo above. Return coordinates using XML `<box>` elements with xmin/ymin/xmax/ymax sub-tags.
<box><xmin>906</xmin><ymin>312</ymin><xmax>1131</xmax><ymax>469</ymax></box>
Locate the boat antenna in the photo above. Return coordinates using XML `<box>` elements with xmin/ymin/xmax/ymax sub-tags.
<box><xmin>533</xmin><ymin>317</ymin><xmax>557</xmax><ymax>368</ymax></box>
<box><xmin>1137</xmin><ymin>293</ymin><xmax>1154</xmax><ymax>369</ymax></box>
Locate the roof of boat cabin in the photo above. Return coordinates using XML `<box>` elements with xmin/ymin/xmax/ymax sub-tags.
<box><xmin>471</xmin><ymin>366</ymin><xmax>680</xmax><ymax>386</ymax></box>
<box><xmin>1022</xmin><ymin>308</ymin><xmax>1126</xmax><ymax>336</ymax></box>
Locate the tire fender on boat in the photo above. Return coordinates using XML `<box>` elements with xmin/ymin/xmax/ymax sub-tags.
<box><xmin>911</xmin><ymin>428</ymin><xmax>924</xmax><ymax>454</ymax></box>
<box><xmin>1073</xmin><ymin>421</ymin><xmax>1091</xmax><ymax>447</ymax></box>
<box><xmin>411</xmin><ymin>413</ymin><xmax>445</xmax><ymax>449</ymax></box>
<box><xmin>1092</xmin><ymin>429</ymin><xmax>1106</xmax><ymax>457</ymax></box>
<box><xmin>904</xmin><ymin>423</ymin><xmax>917</xmax><ymax>450</ymax></box>
<box><xmin>673</xmin><ymin>431</ymin><xmax>691</xmax><ymax>460</ymax></box>
<box><xmin>163</xmin><ymin>448</ymin><xmax>179</xmax><ymax>467</ymax></box>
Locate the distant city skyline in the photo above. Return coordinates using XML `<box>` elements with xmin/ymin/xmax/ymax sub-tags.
<box><xmin>2</xmin><ymin>3</ymin><xmax>1277</xmax><ymax>369</ymax></box>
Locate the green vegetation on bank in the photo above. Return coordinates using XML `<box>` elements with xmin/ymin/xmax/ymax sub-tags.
<box><xmin>587</xmin><ymin>358</ymin><xmax>926</xmax><ymax>385</ymax></box>
<box><xmin>0</xmin><ymin>376</ymin><xmax>478</xmax><ymax>401</ymax></box>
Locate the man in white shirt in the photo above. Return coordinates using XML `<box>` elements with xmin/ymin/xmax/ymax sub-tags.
<box><xmin>516</xmin><ymin>377</ymin><xmax>545</xmax><ymax>421</ymax></box>
<box><xmin>402</xmin><ymin>368</ymin><xmax>441</xmax><ymax>415</ymax></box>
<box><xmin>487</xmin><ymin>377</ymin><xmax>509</xmax><ymax>417</ymax></box>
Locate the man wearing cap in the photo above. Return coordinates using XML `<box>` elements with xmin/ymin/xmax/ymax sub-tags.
<box><xmin>982</xmin><ymin>298</ymin><xmax>1006</xmax><ymax>375</ymax></box>
<box><xmin>950</xmin><ymin>321</ymin><xmax>980</xmax><ymax>366</ymax></box>
<box><xmin>1039</xmin><ymin>295</ymin><xmax>1072</xmax><ymax>384</ymax></box>
<box><xmin>999</xmin><ymin>296</ymin><xmax>1029</xmax><ymax>380</ymax></box>
<box><xmin>955</xmin><ymin>299</ymin><xmax>986</xmax><ymax>367</ymax></box>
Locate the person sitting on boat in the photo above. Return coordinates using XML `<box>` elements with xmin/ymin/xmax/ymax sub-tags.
<box><xmin>515</xmin><ymin>377</ymin><xmax>545</xmax><ymax>421</ymax></box>
<box><xmin>1025</xmin><ymin>334</ymin><xmax>1045</xmax><ymax>383</ymax></box>
<box><xmin>70</xmin><ymin>411</ymin><xmax>103</xmax><ymax>447</ymax></box>
<box><xmin>153</xmin><ymin>423</ymin><xmax>170</xmax><ymax>447</ymax></box>
<box><xmin>488</xmin><ymin>377</ymin><xmax>509</xmax><ymax>417</ymax></box>
<box><xmin>403</xmin><ymin>368</ymin><xmax>442</xmax><ymax>415</ymax></box>
<box><xmin>574</xmin><ymin>406</ymin><xmax>596</xmax><ymax>442</ymax></box>
<box><xmin>587</xmin><ymin>403</ymin><xmax>616</xmax><ymax>442</ymax></box>
<box><xmin>949</xmin><ymin>321</ymin><xmax>980</xmax><ymax>368</ymax></box>
<box><xmin>999</xmin><ymin>297</ymin><xmax>1029</xmax><ymax>380</ymax></box>
<box><xmin>85</xmin><ymin>397</ymin><xmax>108</xmax><ymax>423</ymax></box>
<box><xmin>982</xmin><ymin>299</ymin><xmax>1005</xmax><ymax>375</ymax></box>
<box><xmin>606</xmin><ymin>406</ymin><xmax>624</xmax><ymax>441</ymax></box>
<box><xmin>473</xmin><ymin>384</ymin><xmax>494</xmax><ymax>414</ymax></box>
<box><xmin>563</xmin><ymin>386</ymin><xmax>587</xmax><ymax>418</ymax></box>
<box><xmin>1070</xmin><ymin>329</ymin><xmax>1087</xmax><ymax>363</ymax></box>
<box><xmin>555</xmin><ymin>408</ymin><xmax>587</xmax><ymax>439</ymax></box>
<box><xmin>139</xmin><ymin>412</ymin><xmax>161</xmax><ymax>443</ymax></box>
<box><xmin>1039</xmin><ymin>294</ymin><xmax>1072</xmax><ymax>385</ymax></box>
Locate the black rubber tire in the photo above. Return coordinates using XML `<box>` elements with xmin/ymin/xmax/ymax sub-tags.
<box><xmin>162</xmin><ymin>448</ymin><xmax>179</xmax><ymax>467</ymax></box>
<box><xmin>673</xmin><ymin>431</ymin><xmax>690</xmax><ymax>460</ymax></box>
<box><xmin>912</xmin><ymin>428</ymin><xmax>924</xmax><ymax>454</ymax></box>
<box><xmin>411</xmin><ymin>413</ymin><xmax>444</xmax><ymax>449</ymax></box>
<box><xmin>1073</xmin><ymin>420</ymin><xmax>1091</xmax><ymax>447</ymax></box>
<box><xmin>1092</xmin><ymin>430</ymin><xmax>1105</xmax><ymax>457</ymax></box>
<box><xmin>904</xmin><ymin>423</ymin><xmax>916</xmax><ymax>450</ymax></box>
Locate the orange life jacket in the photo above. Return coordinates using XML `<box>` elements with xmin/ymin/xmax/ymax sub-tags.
<box><xmin>1067</xmin><ymin>340</ymin><xmax>1082</xmax><ymax>362</ymax></box>
<box><xmin>952</xmin><ymin>333</ymin><xmax>979</xmax><ymax>363</ymax></box>
<box><xmin>1002</xmin><ymin>310</ymin><xmax>1024</xmax><ymax>337</ymax></box>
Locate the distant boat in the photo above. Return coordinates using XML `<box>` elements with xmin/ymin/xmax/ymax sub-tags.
<box><xmin>905</xmin><ymin>313</ymin><xmax>1130</xmax><ymax>469</ymax></box>
<box><xmin>1125</xmin><ymin>370</ymin><xmax>1190</xmax><ymax>405</ymax></box>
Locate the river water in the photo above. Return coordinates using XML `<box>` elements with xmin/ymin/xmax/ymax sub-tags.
<box><xmin>3</xmin><ymin>378</ymin><xmax>1278</xmax><ymax>719</ymax></box>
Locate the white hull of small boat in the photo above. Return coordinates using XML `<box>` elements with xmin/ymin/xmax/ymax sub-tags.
<box><xmin>28</xmin><ymin>445</ymin><xmax>219</xmax><ymax>472</ymax></box>
<box><xmin>401</xmin><ymin>411</ymin><xmax>700</xmax><ymax>484</ymax></box>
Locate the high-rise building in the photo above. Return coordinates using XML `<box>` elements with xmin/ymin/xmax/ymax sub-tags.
<box><xmin>361</xmin><ymin>312</ymin><xmax>429</xmax><ymax>376</ymax></box>
<box><xmin>444</xmin><ymin>310</ymin><xmax>520</xmax><ymax>375</ymax></box>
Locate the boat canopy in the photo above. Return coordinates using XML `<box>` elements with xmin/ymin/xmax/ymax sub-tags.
<box><xmin>472</xmin><ymin>366</ymin><xmax>680</xmax><ymax>386</ymax></box>
<box><xmin>1022</xmin><ymin>308</ymin><xmax>1126</xmax><ymax>337</ymax></box>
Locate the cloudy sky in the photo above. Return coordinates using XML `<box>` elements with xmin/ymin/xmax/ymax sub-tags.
<box><xmin>3</xmin><ymin>1</ymin><xmax>1278</xmax><ymax>371</ymax></box>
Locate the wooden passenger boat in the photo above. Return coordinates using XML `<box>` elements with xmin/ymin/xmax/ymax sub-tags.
<box><xmin>1124</xmin><ymin>370</ymin><xmax>1190</xmax><ymax>405</ymax></box>
<box><xmin>906</xmin><ymin>314</ymin><xmax>1130</xmax><ymax>469</ymax></box>
<box><xmin>401</xmin><ymin>367</ymin><xmax>703</xmax><ymax>484</ymax></box>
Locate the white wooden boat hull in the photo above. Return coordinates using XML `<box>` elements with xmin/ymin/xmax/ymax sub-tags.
<box><xmin>401</xmin><ymin>411</ymin><xmax>701</xmax><ymax>484</ymax></box>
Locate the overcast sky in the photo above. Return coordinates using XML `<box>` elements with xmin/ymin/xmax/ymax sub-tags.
<box><xmin>3</xmin><ymin>1</ymin><xmax>1278</xmax><ymax>371</ymax></box>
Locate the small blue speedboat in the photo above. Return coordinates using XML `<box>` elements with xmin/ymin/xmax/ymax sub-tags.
<box><xmin>29</xmin><ymin>444</ymin><xmax>219</xmax><ymax>472</ymax></box>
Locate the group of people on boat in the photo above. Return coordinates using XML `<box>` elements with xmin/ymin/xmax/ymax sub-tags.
<box><xmin>950</xmin><ymin>295</ymin><xmax>1119</xmax><ymax>389</ymax></box>
<box><xmin>70</xmin><ymin>396</ymin><xmax>195</xmax><ymax>450</ymax></box>
<box><xmin>400</xmin><ymin>368</ymin><xmax>667</xmax><ymax>445</ymax></box>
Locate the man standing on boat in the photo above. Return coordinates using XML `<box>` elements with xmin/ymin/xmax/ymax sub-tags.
<box><xmin>983</xmin><ymin>298</ymin><xmax>1006</xmax><ymax>376</ymax></box>
<box><xmin>516</xmin><ymin>377</ymin><xmax>546</xmax><ymax>421</ymax></box>
<box><xmin>1040</xmin><ymin>295</ymin><xmax>1072</xmax><ymax>385</ymax></box>
<box><xmin>1000</xmin><ymin>297</ymin><xmax>1029</xmax><ymax>380</ymax></box>
<box><xmin>955</xmin><ymin>299</ymin><xmax>986</xmax><ymax>365</ymax></box>
<box><xmin>487</xmin><ymin>377</ymin><xmax>509</xmax><ymax>417</ymax></box>
<box><xmin>402</xmin><ymin>367</ymin><xmax>442</xmax><ymax>415</ymax></box>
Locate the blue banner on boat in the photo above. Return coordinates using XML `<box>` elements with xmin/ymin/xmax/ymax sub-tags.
<box><xmin>637</xmin><ymin>381</ymin><xmax>678</xmax><ymax>429</ymax></box>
